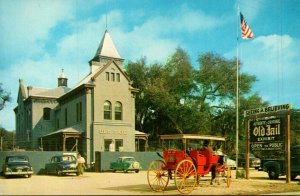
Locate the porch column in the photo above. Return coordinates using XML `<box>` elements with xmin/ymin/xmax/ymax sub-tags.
<box><xmin>63</xmin><ymin>134</ymin><xmax>66</xmax><ymax>151</ymax></box>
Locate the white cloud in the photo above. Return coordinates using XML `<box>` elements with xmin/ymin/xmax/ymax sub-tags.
<box><xmin>0</xmin><ymin>0</ymin><xmax>75</xmax><ymax>61</ymax></box>
<box><xmin>239</xmin><ymin>34</ymin><xmax>300</xmax><ymax>107</ymax></box>
<box><xmin>110</xmin><ymin>7</ymin><xmax>225</xmax><ymax>63</ymax></box>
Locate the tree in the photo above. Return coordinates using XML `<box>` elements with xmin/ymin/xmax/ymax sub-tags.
<box><xmin>0</xmin><ymin>83</ymin><xmax>12</xmax><ymax>111</ymax></box>
<box><xmin>0</xmin><ymin>127</ymin><xmax>14</xmax><ymax>151</ymax></box>
<box><xmin>126</xmin><ymin>50</ymin><xmax>267</xmax><ymax>152</ymax></box>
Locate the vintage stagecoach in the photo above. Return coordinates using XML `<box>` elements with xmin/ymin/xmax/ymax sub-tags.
<box><xmin>147</xmin><ymin>134</ymin><xmax>231</xmax><ymax>194</ymax></box>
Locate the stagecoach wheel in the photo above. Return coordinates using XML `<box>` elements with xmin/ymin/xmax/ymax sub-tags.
<box><xmin>174</xmin><ymin>159</ymin><xmax>197</xmax><ymax>194</ymax></box>
<box><xmin>147</xmin><ymin>160</ymin><xmax>169</xmax><ymax>192</ymax></box>
<box><xmin>226</xmin><ymin>167</ymin><xmax>231</xmax><ymax>188</ymax></box>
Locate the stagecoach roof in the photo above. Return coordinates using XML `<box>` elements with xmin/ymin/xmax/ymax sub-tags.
<box><xmin>159</xmin><ymin>134</ymin><xmax>225</xmax><ymax>141</ymax></box>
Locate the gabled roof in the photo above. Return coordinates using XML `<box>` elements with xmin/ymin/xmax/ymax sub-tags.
<box><xmin>93</xmin><ymin>30</ymin><xmax>121</xmax><ymax>60</ymax></box>
<box><xmin>33</xmin><ymin>86</ymin><xmax>71</xmax><ymax>98</ymax></box>
<box><xmin>73</xmin><ymin>60</ymin><xmax>130</xmax><ymax>89</ymax></box>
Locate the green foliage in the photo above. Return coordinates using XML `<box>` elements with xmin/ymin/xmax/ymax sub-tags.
<box><xmin>125</xmin><ymin>49</ymin><xmax>276</xmax><ymax>153</ymax></box>
<box><xmin>0</xmin><ymin>127</ymin><xmax>14</xmax><ymax>151</ymax></box>
<box><xmin>0</xmin><ymin>83</ymin><xmax>12</xmax><ymax>111</ymax></box>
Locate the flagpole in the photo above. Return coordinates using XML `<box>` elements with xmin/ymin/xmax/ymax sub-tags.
<box><xmin>236</xmin><ymin>5</ymin><xmax>240</xmax><ymax>179</ymax></box>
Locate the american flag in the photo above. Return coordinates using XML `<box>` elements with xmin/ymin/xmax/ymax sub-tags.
<box><xmin>240</xmin><ymin>12</ymin><xmax>254</xmax><ymax>39</ymax></box>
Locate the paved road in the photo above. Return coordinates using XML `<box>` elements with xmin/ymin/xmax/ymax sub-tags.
<box><xmin>0</xmin><ymin>170</ymin><xmax>299</xmax><ymax>195</ymax></box>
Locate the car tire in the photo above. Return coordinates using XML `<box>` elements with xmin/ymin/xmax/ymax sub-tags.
<box><xmin>135</xmin><ymin>170</ymin><xmax>139</xmax><ymax>173</ymax></box>
<box><xmin>124</xmin><ymin>170</ymin><xmax>128</xmax><ymax>173</ymax></box>
<box><xmin>27</xmin><ymin>174</ymin><xmax>32</xmax><ymax>178</ymax></box>
<box><xmin>268</xmin><ymin>167</ymin><xmax>279</xmax><ymax>179</ymax></box>
<box><xmin>56</xmin><ymin>170</ymin><xmax>61</xmax><ymax>176</ymax></box>
<box><xmin>291</xmin><ymin>174</ymin><xmax>297</xmax><ymax>180</ymax></box>
<box><xmin>45</xmin><ymin>168</ymin><xmax>49</xmax><ymax>175</ymax></box>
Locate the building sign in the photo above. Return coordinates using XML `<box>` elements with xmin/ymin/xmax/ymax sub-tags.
<box><xmin>244</xmin><ymin>103</ymin><xmax>291</xmax><ymax>117</ymax></box>
<box><xmin>250</xmin><ymin>117</ymin><xmax>285</xmax><ymax>152</ymax></box>
<box><xmin>98</xmin><ymin>130</ymin><xmax>128</xmax><ymax>135</ymax></box>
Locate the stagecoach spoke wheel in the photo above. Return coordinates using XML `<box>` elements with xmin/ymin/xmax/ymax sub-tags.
<box><xmin>174</xmin><ymin>160</ymin><xmax>197</xmax><ymax>194</ymax></box>
<box><xmin>147</xmin><ymin>160</ymin><xmax>169</xmax><ymax>192</ymax></box>
<box><xmin>226</xmin><ymin>166</ymin><xmax>231</xmax><ymax>187</ymax></box>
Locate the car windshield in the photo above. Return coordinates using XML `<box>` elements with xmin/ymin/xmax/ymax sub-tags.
<box><xmin>123</xmin><ymin>158</ymin><xmax>135</xmax><ymax>162</ymax></box>
<box><xmin>7</xmin><ymin>156</ymin><xmax>28</xmax><ymax>163</ymax></box>
<box><xmin>62</xmin><ymin>155</ymin><xmax>76</xmax><ymax>162</ymax></box>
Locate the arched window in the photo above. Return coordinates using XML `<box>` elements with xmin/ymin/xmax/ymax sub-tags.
<box><xmin>43</xmin><ymin>107</ymin><xmax>51</xmax><ymax>120</ymax></box>
<box><xmin>104</xmin><ymin>101</ymin><xmax>112</xmax><ymax>120</ymax></box>
<box><xmin>115</xmin><ymin>102</ymin><xmax>122</xmax><ymax>120</ymax></box>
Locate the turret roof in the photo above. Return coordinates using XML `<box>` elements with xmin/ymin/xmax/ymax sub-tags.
<box><xmin>93</xmin><ymin>30</ymin><xmax>121</xmax><ymax>59</ymax></box>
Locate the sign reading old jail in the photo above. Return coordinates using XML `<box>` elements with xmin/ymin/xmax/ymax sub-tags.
<box><xmin>250</xmin><ymin>117</ymin><xmax>285</xmax><ymax>152</ymax></box>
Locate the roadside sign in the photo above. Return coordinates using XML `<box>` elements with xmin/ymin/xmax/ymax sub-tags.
<box><xmin>244</xmin><ymin>104</ymin><xmax>291</xmax><ymax>117</ymax></box>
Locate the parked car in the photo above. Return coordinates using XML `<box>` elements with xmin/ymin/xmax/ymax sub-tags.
<box><xmin>261</xmin><ymin>145</ymin><xmax>300</xmax><ymax>180</ymax></box>
<box><xmin>224</xmin><ymin>155</ymin><xmax>236</xmax><ymax>170</ymax></box>
<box><xmin>2</xmin><ymin>155</ymin><xmax>33</xmax><ymax>178</ymax></box>
<box><xmin>231</xmin><ymin>153</ymin><xmax>261</xmax><ymax>169</ymax></box>
<box><xmin>45</xmin><ymin>155</ymin><xmax>78</xmax><ymax>176</ymax></box>
<box><xmin>110</xmin><ymin>156</ymin><xmax>142</xmax><ymax>173</ymax></box>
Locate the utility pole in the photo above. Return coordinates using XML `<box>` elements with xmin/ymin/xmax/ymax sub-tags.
<box><xmin>0</xmin><ymin>136</ymin><xmax>2</xmax><ymax>151</ymax></box>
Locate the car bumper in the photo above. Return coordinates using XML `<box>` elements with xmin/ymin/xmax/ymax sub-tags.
<box><xmin>4</xmin><ymin>171</ymin><xmax>34</xmax><ymax>176</ymax></box>
<box><xmin>61</xmin><ymin>169</ymin><xmax>77</xmax><ymax>173</ymax></box>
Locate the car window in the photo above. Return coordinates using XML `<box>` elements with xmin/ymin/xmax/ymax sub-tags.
<box><xmin>52</xmin><ymin>156</ymin><xmax>60</xmax><ymax>163</ymax></box>
<box><xmin>124</xmin><ymin>158</ymin><xmax>134</xmax><ymax>162</ymax></box>
<box><xmin>117</xmin><ymin>158</ymin><xmax>122</xmax><ymax>163</ymax></box>
<box><xmin>63</xmin><ymin>155</ymin><xmax>76</xmax><ymax>161</ymax></box>
<box><xmin>7</xmin><ymin>156</ymin><xmax>28</xmax><ymax>162</ymax></box>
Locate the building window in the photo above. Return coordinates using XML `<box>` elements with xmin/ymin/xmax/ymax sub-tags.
<box><xmin>104</xmin><ymin>101</ymin><xmax>112</xmax><ymax>120</ymax></box>
<box><xmin>116</xmin><ymin>73</ymin><xmax>120</xmax><ymax>82</ymax></box>
<box><xmin>104</xmin><ymin>139</ymin><xmax>112</xmax><ymax>152</ymax></box>
<box><xmin>43</xmin><ymin>108</ymin><xmax>51</xmax><ymax>120</ymax></box>
<box><xmin>106</xmin><ymin>72</ymin><xmax>110</xmax><ymax>81</ymax></box>
<box><xmin>115</xmin><ymin>102</ymin><xmax>122</xmax><ymax>120</ymax></box>
<box><xmin>111</xmin><ymin>73</ymin><xmax>115</xmax><ymax>81</ymax></box>
<box><xmin>65</xmin><ymin>108</ymin><xmax>68</xmax><ymax>126</ymax></box>
<box><xmin>76</xmin><ymin>102</ymin><xmax>82</xmax><ymax>122</ymax></box>
<box><xmin>56</xmin><ymin>119</ymin><xmax>60</xmax><ymax>129</ymax></box>
<box><xmin>115</xmin><ymin>139</ymin><xmax>123</xmax><ymax>152</ymax></box>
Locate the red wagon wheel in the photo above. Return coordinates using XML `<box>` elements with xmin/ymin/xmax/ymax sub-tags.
<box><xmin>147</xmin><ymin>160</ymin><xmax>169</xmax><ymax>192</ymax></box>
<box><xmin>174</xmin><ymin>159</ymin><xmax>197</xmax><ymax>194</ymax></box>
<box><xmin>216</xmin><ymin>165</ymin><xmax>231</xmax><ymax>187</ymax></box>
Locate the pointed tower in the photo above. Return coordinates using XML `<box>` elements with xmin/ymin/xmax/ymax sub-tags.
<box><xmin>58</xmin><ymin>69</ymin><xmax>68</xmax><ymax>87</ymax></box>
<box><xmin>89</xmin><ymin>30</ymin><xmax>124</xmax><ymax>73</ymax></box>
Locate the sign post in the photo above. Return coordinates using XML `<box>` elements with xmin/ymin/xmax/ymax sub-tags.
<box><xmin>244</xmin><ymin>104</ymin><xmax>291</xmax><ymax>183</ymax></box>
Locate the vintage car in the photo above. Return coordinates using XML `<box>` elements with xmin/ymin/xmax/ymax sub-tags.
<box><xmin>2</xmin><ymin>155</ymin><xmax>34</xmax><ymax>178</ymax></box>
<box><xmin>45</xmin><ymin>155</ymin><xmax>78</xmax><ymax>176</ymax></box>
<box><xmin>110</xmin><ymin>156</ymin><xmax>142</xmax><ymax>173</ymax></box>
<box><xmin>224</xmin><ymin>155</ymin><xmax>237</xmax><ymax>170</ymax></box>
<box><xmin>231</xmin><ymin>153</ymin><xmax>261</xmax><ymax>169</ymax></box>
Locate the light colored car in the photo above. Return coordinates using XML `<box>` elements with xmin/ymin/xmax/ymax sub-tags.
<box><xmin>110</xmin><ymin>156</ymin><xmax>142</xmax><ymax>173</ymax></box>
<box><xmin>225</xmin><ymin>155</ymin><xmax>236</xmax><ymax>170</ymax></box>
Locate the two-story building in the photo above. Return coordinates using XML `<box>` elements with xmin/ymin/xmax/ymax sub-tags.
<box><xmin>14</xmin><ymin>30</ymin><xmax>141</xmax><ymax>163</ymax></box>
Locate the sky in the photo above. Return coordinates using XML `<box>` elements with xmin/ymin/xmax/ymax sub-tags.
<box><xmin>0</xmin><ymin>0</ymin><xmax>299</xmax><ymax>131</ymax></box>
